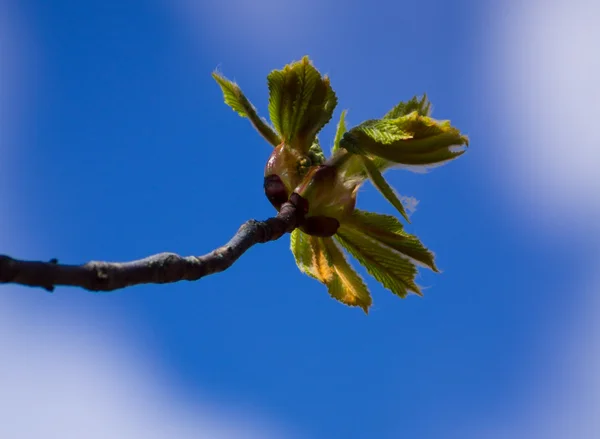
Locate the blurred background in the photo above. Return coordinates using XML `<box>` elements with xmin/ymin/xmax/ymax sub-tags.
<box><xmin>1</xmin><ymin>0</ymin><xmax>598</xmax><ymax>438</ymax></box>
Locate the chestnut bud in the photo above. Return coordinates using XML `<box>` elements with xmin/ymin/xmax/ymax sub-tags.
<box><xmin>264</xmin><ymin>175</ymin><xmax>288</xmax><ymax>211</ymax></box>
<box><xmin>300</xmin><ymin>216</ymin><xmax>340</xmax><ymax>237</ymax></box>
<box><xmin>293</xmin><ymin>164</ymin><xmax>357</xmax><ymax>223</ymax></box>
<box><xmin>264</xmin><ymin>144</ymin><xmax>305</xmax><ymax>200</ymax></box>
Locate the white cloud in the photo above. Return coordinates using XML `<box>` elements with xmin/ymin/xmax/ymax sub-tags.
<box><xmin>0</xmin><ymin>297</ymin><xmax>296</xmax><ymax>439</ymax></box>
<box><xmin>486</xmin><ymin>0</ymin><xmax>600</xmax><ymax>232</ymax></box>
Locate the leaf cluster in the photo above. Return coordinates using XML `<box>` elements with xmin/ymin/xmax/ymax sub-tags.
<box><xmin>213</xmin><ymin>57</ymin><xmax>468</xmax><ymax>312</ymax></box>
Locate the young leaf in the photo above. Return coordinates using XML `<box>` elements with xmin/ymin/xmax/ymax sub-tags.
<box><xmin>366</xmin><ymin>95</ymin><xmax>433</xmax><ymax>171</ymax></box>
<box><xmin>267</xmin><ymin>70</ymin><xmax>286</xmax><ymax>138</ymax></box>
<box><xmin>345</xmin><ymin>210</ymin><xmax>438</xmax><ymax>272</ymax></box>
<box><xmin>335</xmin><ymin>224</ymin><xmax>421</xmax><ymax>298</ymax></box>
<box><xmin>309</xmin><ymin>235</ymin><xmax>335</xmax><ymax>283</ymax></box>
<box><xmin>322</xmin><ymin>238</ymin><xmax>372</xmax><ymax>313</ymax></box>
<box><xmin>267</xmin><ymin>56</ymin><xmax>337</xmax><ymax>152</ymax></box>
<box><xmin>340</xmin><ymin>112</ymin><xmax>468</xmax><ymax>168</ymax></box>
<box><xmin>360</xmin><ymin>155</ymin><xmax>411</xmax><ymax>222</ymax></box>
<box><xmin>212</xmin><ymin>72</ymin><xmax>281</xmax><ymax>147</ymax></box>
<box><xmin>384</xmin><ymin>94</ymin><xmax>431</xmax><ymax>120</ymax></box>
<box><xmin>331</xmin><ymin>110</ymin><xmax>347</xmax><ymax>154</ymax></box>
<box><xmin>307</xmin><ymin>137</ymin><xmax>326</xmax><ymax>166</ymax></box>
<box><xmin>290</xmin><ymin>230</ymin><xmax>372</xmax><ymax>312</ymax></box>
<box><xmin>290</xmin><ymin>228</ymin><xmax>321</xmax><ymax>281</ymax></box>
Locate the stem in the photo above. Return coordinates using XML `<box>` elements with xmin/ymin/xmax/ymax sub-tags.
<box><xmin>0</xmin><ymin>199</ymin><xmax>303</xmax><ymax>292</ymax></box>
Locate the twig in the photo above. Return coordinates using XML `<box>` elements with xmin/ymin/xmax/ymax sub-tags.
<box><xmin>0</xmin><ymin>196</ymin><xmax>307</xmax><ymax>292</ymax></box>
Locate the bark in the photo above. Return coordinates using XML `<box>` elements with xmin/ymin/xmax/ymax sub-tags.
<box><xmin>0</xmin><ymin>197</ymin><xmax>306</xmax><ymax>293</ymax></box>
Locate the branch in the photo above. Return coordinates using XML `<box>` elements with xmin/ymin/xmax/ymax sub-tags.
<box><xmin>0</xmin><ymin>196</ymin><xmax>308</xmax><ymax>293</ymax></box>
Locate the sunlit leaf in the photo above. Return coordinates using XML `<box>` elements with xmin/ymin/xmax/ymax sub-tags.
<box><xmin>212</xmin><ymin>72</ymin><xmax>281</xmax><ymax>147</ymax></box>
<box><xmin>267</xmin><ymin>70</ymin><xmax>286</xmax><ymax>139</ymax></box>
<box><xmin>370</xmin><ymin>95</ymin><xmax>433</xmax><ymax>171</ymax></box>
<box><xmin>310</xmin><ymin>235</ymin><xmax>335</xmax><ymax>283</ymax></box>
<box><xmin>290</xmin><ymin>229</ymin><xmax>320</xmax><ymax>280</ymax></box>
<box><xmin>290</xmin><ymin>230</ymin><xmax>372</xmax><ymax>312</ymax></box>
<box><xmin>335</xmin><ymin>224</ymin><xmax>421</xmax><ymax>298</ymax></box>
<box><xmin>340</xmin><ymin>111</ymin><xmax>468</xmax><ymax>168</ymax></box>
<box><xmin>267</xmin><ymin>56</ymin><xmax>337</xmax><ymax>152</ymax></box>
<box><xmin>322</xmin><ymin>238</ymin><xmax>372</xmax><ymax>313</ymax></box>
<box><xmin>345</xmin><ymin>210</ymin><xmax>438</xmax><ymax>272</ymax></box>
<box><xmin>384</xmin><ymin>94</ymin><xmax>431</xmax><ymax>120</ymax></box>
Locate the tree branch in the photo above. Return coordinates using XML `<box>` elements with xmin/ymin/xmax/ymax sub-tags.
<box><xmin>0</xmin><ymin>196</ymin><xmax>307</xmax><ymax>293</ymax></box>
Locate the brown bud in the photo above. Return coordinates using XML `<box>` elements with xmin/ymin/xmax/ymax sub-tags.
<box><xmin>264</xmin><ymin>144</ymin><xmax>304</xmax><ymax>195</ymax></box>
<box><xmin>300</xmin><ymin>216</ymin><xmax>340</xmax><ymax>237</ymax></box>
<box><xmin>292</xmin><ymin>163</ymin><xmax>358</xmax><ymax>222</ymax></box>
<box><xmin>289</xmin><ymin>192</ymin><xmax>309</xmax><ymax>216</ymax></box>
<box><xmin>264</xmin><ymin>175</ymin><xmax>288</xmax><ymax>211</ymax></box>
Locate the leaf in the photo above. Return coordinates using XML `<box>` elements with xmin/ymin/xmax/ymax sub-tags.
<box><xmin>212</xmin><ymin>72</ymin><xmax>281</xmax><ymax>147</ymax></box>
<box><xmin>360</xmin><ymin>155</ymin><xmax>411</xmax><ymax>222</ymax></box>
<box><xmin>290</xmin><ymin>229</ymin><xmax>320</xmax><ymax>281</ymax></box>
<box><xmin>345</xmin><ymin>210</ymin><xmax>438</xmax><ymax>272</ymax></box>
<box><xmin>310</xmin><ymin>235</ymin><xmax>335</xmax><ymax>283</ymax></box>
<box><xmin>267</xmin><ymin>70</ymin><xmax>285</xmax><ymax>138</ymax></box>
<box><xmin>335</xmin><ymin>224</ymin><xmax>421</xmax><ymax>298</ymax></box>
<box><xmin>367</xmin><ymin>95</ymin><xmax>433</xmax><ymax>171</ymax></box>
<box><xmin>384</xmin><ymin>94</ymin><xmax>431</xmax><ymax>120</ymax></box>
<box><xmin>290</xmin><ymin>230</ymin><xmax>372</xmax><ymax>312</ymax></box>
<box><xmin>290</xmin><ymin>58</ymin><xmax>320</xmax><ymax>144</ymax></box>
<box><xmin>331</xmin><ymin>110</ymin><xmax>347</xmax><ymax>154</ymax></box>
<box><xmin>267</xmin><ymin>56</ymin><xmax>337</xmax><ymax>152</ymax></box>
<box><xmin>349</xmin><ymin>118</ymin><xmax>412</xmax><ymax>144</ymax></box>
<box><xmin>340</xmin><ymin>111</ymin><xmax>468</xmax><ymax>168</ymax></box>
<box><xmin>322</xmin><ymin>238</ymin><xmax>372</xmax><ymax>313</ymax></box>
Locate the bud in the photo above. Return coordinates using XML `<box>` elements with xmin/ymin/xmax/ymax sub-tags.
<box><xmin>263</xmin><ymin>175</ymin><xmax>288</xmax><ymax>211</ymax></box>
<box><xmin>300</xmin><ymin>216</ymin><xmax>341</xmax><ymax>237</ymax></box>
<box><xmin>264</xmin><ymin>143</ymin><xmax>307</xmax><ymax>210</ymax></box>
<box><xmin>292</xmin><ymin>164</ymin><xmax>359</xmax><ymax>237</ymax></box>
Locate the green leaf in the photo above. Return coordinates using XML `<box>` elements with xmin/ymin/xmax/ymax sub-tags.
<box><xmin>290</xmin><ymin>230</ymin><xmax>372</xmax><ymax>312</ymax></box>
<box><xmin>384</xmin><ymin>94</ymin><xmax>431</xmax><ymax>120</ymax></box>
<box><xmin>331</xmin><ymin>110</ymin><xmax>347</xmax><ymax>154</ymax></box>
<box><xmin>349</xmin><ymin>118</ymin><xmax>412</xmax><ymax>144</ymax></box>
<box><xmin>393</xmin><ymin>147</ymin><xmax>466</xmax><ymax>165</ymax></box>
<box><xmin>340</xmin><ymin>111</ymin><xmax>468</xmax><ymax>168</ymax></box>
<box><xmin>360</xmin><ymin>155</ymin><xmax>411</xmax><ymax>222</ymax></box>
<box><xmin>342</xmin><ymin>96</ymin><xmax>435</xmax><ymax>174</ymax></box>
<box><xmin>267</xmin><ymin>56</ymin><xmax>337</xmax><ymax>152</ymax></box>
<box><xmin>291</xmin><ymin>59</ymin><xmax>320</xmax><ymax>144</ymax></box>
<box><xmin>267</xmin><ymin>70</ymin><xmax>285</xmax><ymax>138</ymax></box>
<box><xmin>322</xmin><ymin>237</ymin><xmax>372</xmax><ymax>313</ymax></box>
<box><xmin>212</xmin><ymin>72</ymin><xmax>281</xmax><ymax>147</ymax></box>
<box><xmin>345</xmin><ymin>210</ymin><xmax>438</xmax><ymax>272</ymax></box>
<box><xmin>290</xmin><ymin>229</ymin><xmax>321</xmax><ymax>281</ymax></box>
<box><xmin>335</xmin><ymin>224</ymin><xmax>421</xmax><ymax>298</ymax></box>
<box><xmin>366</xmin><ymin>95</ymin><xmax>433</xmax><ymax>171</ymax></box>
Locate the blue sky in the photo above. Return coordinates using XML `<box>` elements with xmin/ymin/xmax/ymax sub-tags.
<box><xmin>2</xmin><ymin>0</ymin><xmax>599</xmax><ymax>438</ymax></box>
